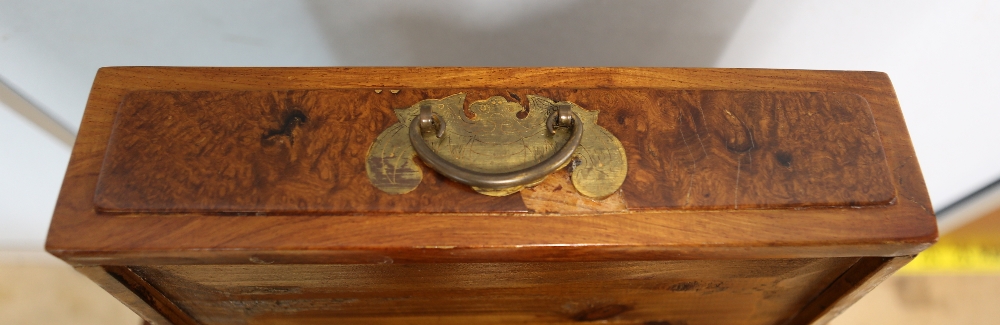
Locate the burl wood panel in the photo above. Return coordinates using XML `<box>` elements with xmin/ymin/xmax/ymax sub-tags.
<box><xmin>131</xmin><ymin>258</ymin><xmax>857</xmax><ymax>325</ymax></box>
<box><xmin>93</xmin><ymin>89</ymin><xmax>892</xmax><ymax>214</ymax></box>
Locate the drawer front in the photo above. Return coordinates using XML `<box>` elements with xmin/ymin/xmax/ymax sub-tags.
<box><xmin>127</xmin><ymin>258</ymin><xmax>856</xmax><ymax>325</ymax></box>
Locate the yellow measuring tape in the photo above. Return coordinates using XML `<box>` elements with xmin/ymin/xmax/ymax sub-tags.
<box><xmin>899</xmin><ymin>244</ymin><xmax>1000</xmax><ymax>274</ymax></box>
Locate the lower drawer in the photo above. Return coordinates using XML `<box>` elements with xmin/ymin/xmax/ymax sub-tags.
<box><xmin>119</xmin><ymin>258</ymin><xmax>854</xmax><ymax>325</ymax></box>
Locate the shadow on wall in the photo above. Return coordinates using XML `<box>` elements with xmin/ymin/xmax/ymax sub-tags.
<box><xmin>306</xmin><ymin>0</ymin><xmax>754</xmax><ymax>67</ymax></box>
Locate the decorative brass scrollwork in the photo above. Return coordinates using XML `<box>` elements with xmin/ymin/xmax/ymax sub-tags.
<box><xmin>365</xmin><ymin>93</ymin><xmax>627</xmax><ymax>198</ymax></box>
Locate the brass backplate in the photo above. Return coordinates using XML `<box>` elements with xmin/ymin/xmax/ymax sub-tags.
<box><xmin>366</xmin><ymin>93</ymin><xmax>627</xmax><ymax>198</ymax></box>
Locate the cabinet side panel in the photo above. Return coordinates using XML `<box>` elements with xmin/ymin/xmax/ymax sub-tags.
<box><xmin>785</xmin><ymin>255</ymin><xmax>915</xmax><ymax>325</ymax></box>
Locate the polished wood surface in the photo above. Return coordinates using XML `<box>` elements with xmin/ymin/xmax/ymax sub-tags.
<box><xmin>94</xmin><ymin>89</ymin><xmax>892</xmax><ymax>214</ymax></box>
<box><xmin>45</xmin><ymin>68</ymin><xmax>937</xmax><ymax>325</ymax></box>
<box><xmin>48</xmin><ymin>68</ymin><xmax>935</xmax><ymax>264</ymax></box>
<box><xmin>132</xmin><ymin>258</ymin><xmax>856</xmax><ymax>325</ymax></box>
<box><xmin>792</xmin><ymin>256</ymin><xmax>915</xmax><ymax>325</ymax></box>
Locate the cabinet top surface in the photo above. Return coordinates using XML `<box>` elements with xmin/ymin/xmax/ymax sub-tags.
<box><xmin>45</xmin><ymin>67</ymin><xmax>937</xmax><ymax>265</ymax></box>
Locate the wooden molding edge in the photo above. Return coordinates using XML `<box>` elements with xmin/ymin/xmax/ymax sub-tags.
<box><xmin>783</xmin><ymin>255</ymin><xmax>915</xmax><ymax>325</ymax></box>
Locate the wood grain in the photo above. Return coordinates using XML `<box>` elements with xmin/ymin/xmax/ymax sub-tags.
<box><xmin>101</xmin><ymin>266</ymin><xmax>199</xmax><ymax>325</ymax></box>
<box><xmin>131</xmin><ymin>258</ymin><xmax>857</xmax><ymax>325</ymax></box>
<box><xmin>48</xmin><ymin>68</ymin><xmax>936</xmax><ymax>264</ymax></box>
<box><xmin>614</xmin><ymin>90</ymin><xmax>893</xmax><ymax>210</ymax></box>
<box><xmin>94</xmin><ymin>89</ymin><xmax>892</xmax><ymax>214</ymax></box>
<box><xmin>45</xmin><ymin>67</ymin><xmax>938</xmax><ymax>325</ymax></box>
<box><xmin>521</xmin><ymin>169</ymin><xmax>628</xmax><ymax>213</ymax></box>
<box><xmin>74</xmin><ymin>266</ymin><xmax>174</xmax><ymax>325</ymax></box>
<box><xmin>786</xmin><ymin>256</ymin><xmax>915</xmax><ymax>325</ymax></box>
<box><xmin>94</xmin><ymin>90</ymin><xmax>527</xmax><ymax>214</ymax></box>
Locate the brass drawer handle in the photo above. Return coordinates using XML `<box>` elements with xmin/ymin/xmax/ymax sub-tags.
<box><xmin>366</xmin><ymin>93</ymin><xmax>626</xmax><ymax>198</ymax></box>
<box><xmin>409</xmin><ymin>103</ymin><xmax>583</xmax><ymax>190</ymax></box>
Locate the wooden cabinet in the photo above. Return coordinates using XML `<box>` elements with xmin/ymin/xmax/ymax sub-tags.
<box><xmin>46</xmin><ymin>68</ymin><xmax>936</xmax><ymax>325</ymax></box>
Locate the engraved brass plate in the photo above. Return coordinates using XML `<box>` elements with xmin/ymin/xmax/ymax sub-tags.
<box><xmin>365</xmin><ymin>93</ymin><xmax>627</xmax><ymax>198</ymax></box>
